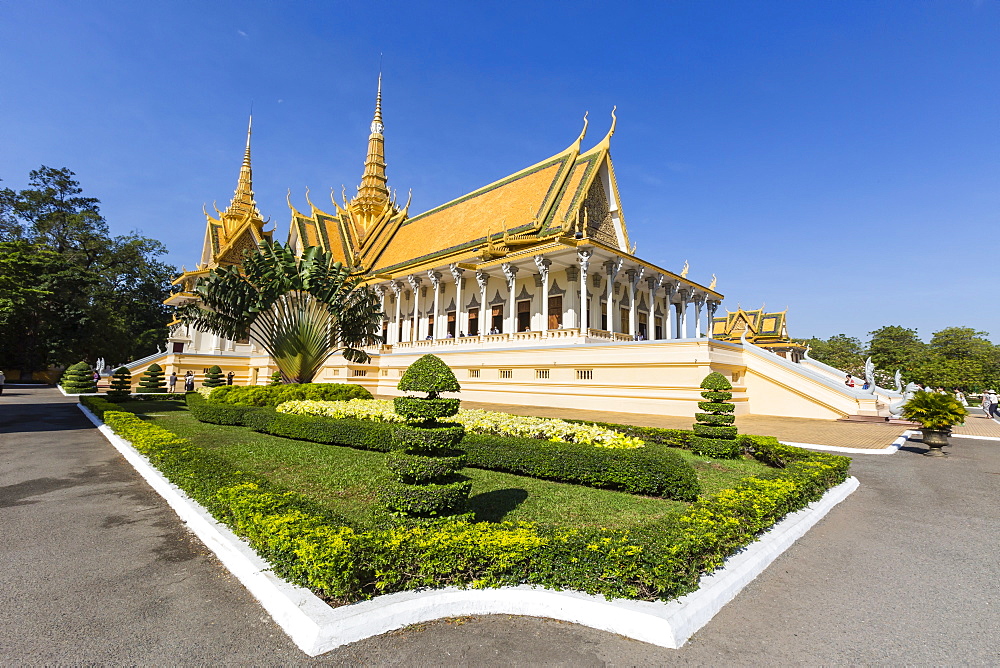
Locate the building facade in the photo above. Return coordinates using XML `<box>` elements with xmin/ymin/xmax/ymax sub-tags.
<box><xmin>150</xmin><ymin>82</ymin><xmax>885</xmax><ymax>420</ymax></box>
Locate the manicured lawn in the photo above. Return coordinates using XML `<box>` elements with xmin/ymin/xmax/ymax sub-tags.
<box><xmin>124</xmin><ymin>400</ymin><xmax>775</xmax><ymax>531</ymax></box>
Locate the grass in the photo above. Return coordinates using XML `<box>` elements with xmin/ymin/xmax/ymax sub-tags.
<box><xmin>122</xmin><ymin>400</ymin><xmax>775</xmax><ymax>532</ymax></box>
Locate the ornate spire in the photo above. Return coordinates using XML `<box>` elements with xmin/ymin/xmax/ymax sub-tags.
<box><xmin>225</xmin><ymin>114</ymin><xmax>261</xmax><ymax>224</ymax></box>
<box><xmin>353</xmin><ymin>74</ymin><xmax>390</xmax><ymax>212</ymax></box>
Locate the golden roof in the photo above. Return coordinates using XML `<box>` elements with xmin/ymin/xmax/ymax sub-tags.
<box><xmin>166</xmin><ymin>117</ymin><xmax>272</xmax><ymax>304</ymax></box>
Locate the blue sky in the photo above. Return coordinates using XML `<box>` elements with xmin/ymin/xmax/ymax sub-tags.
<box><xmin>2</xmin><ymin>1</ymin><xmax>998</xmax><ymax>343</ymax></box>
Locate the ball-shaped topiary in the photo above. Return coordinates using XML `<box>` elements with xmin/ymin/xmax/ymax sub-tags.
<box><xmin>203</xmin><ymin>365</ymin><xmax>225</xmax><ymax>388</ymax></box>
<box><xmin>136</xmin><ymin>363</ymin><xmax>167</xmax><ymax>393</ymax></box>
<box><xmin>398</xmin><ymin>354</ymin><xmax>462</xmax><ymax>399</ymax></box>
<box><xmin>106</xmin><ymin>366</ymin><xmax>132</xmax><ymax>399</ymax></box>
<box><xmin>269</xmin><ymin>371</ymin><xmax>282</xmax><ymax>386</ymax></box>
<box><xmin>61</xmin><ymin>361</ymin><xmax>96</xmax><ymax>394</ymax></box>
<box><xmin>691</xmin><ymin>372</ymin><xmax>741</xmax><ymax>458</ymax></box>
<box><xmin>380</xmin><ymin>354</ymin><xmax>471</xmax><ymax>517</ymax></box>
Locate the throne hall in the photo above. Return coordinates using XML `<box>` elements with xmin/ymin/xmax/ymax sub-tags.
<box><xmin>154</xmin><ymin>81</ymin><xmax>885</xmax><ymax>420</ymax></box>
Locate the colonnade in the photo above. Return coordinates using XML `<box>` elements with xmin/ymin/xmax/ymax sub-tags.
<box><xmin>374</xmin><ymin>250</ymin><xmax>719</xmax><ymax>346</ymax></box>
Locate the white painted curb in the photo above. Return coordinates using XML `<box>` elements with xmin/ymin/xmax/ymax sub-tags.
<box><xmin>78</xmin><ymin>402</ymin><xmax>859</xmax><ymax>655</ymax></box>
<box><xmin>780</xmin><ymin>430</ymin><xmax>915</xmax><ymax>455</ymax></box>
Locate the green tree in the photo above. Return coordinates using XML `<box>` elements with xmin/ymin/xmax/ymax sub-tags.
<box><xmin>177</xmin><ymin>242</ymin><xmax>383</xmax><ymax>383</ymax></box>
<box><xmin>867</xmin><ymin>326</ymin><xmax>925</xmax><ymax>375</ymax></box>
<box><xmin>0</xmin><ymin>167</ymin><xmax>176</xmax><ymax>371</ymax></box>
<box><xmin>798</xmin><ymin>334</ymin><xmax>865</xmax><ymax>375</ymax></box>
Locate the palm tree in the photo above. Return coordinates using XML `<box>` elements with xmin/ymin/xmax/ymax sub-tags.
<box><xmin>177</xmin><ymin>242</ymin><xmax>382</xmax><ymax>383</ymax></box>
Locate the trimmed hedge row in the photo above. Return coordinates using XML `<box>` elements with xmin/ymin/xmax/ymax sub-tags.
<box><xmin>186</xmin><ymin>394</ymin><xmax>701</xmax><ymax>501</ymax></box>
<box><xmin>206</xmin><ymin>383</ymin><xmax>372</xmax><ymax>407</ymax></box>
<box><xmin>86</xmin><ymin>400</ymin><xmax>851</xmax><ymax>604</ymax></box>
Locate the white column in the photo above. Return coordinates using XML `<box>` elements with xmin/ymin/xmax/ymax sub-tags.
<box><xmin>578</xmin><ymin>250</ymin><xmax>592</xmax><ymax>333</ymax></box>
<box><xmin>679</xmin><ymin>289</ymin><xmax>691</xmax><ymax>339</ymax></box>
<box><xmin>476</xmin><ymin>270</ymin><xmax>489</xmax><ymax>336</ymax></box>
<box><xmin>674</xmin><ymin>302</ymin><xmax>684</xmax><ymax>339</ymax></box>
<box><xmin>450</xmin><ymin>264</ymin><xmax>465</xmax><ymax>337</ymax></box>
<box><xmin>373</xmin><ymin>285</ymin><xmax>386</xmax><ymax>345</ymax></box>
<box><xmin>694</xmin><ymin>295</ymin><xmax>705</xmax><ymax>338</ymax></box>
<box><xmin>707</xmin><ymin>300</ymin><xmax>719</xmax><ymax>339</ymax></box>
<box><xmin>407</xmin><ymin>274</ymin><xmax>422</xmax><ymax>342</ymax></box>
<box><xmin>390</xmin><ymin>280</ymin><xmax>402</xmax><ymax>344</ymax></box>
<box><xmin>502</xmin><ymin>262</ymin><xmax>518</xmax><ymax>334</ymax></box>
<box><xmin>646</xmin><ymin>275</ymin><xmax>659</xmax><ymax>340</ymax></box>
<box><xmin>604</xmin><ymin>259</ymin><xmax>620</xmax><ymax>332</ymax></box>
<box><xmin>428</xmin><ymin>270</ymin><xmax>442</xmax><ymax>340</ymax></box>
<box><xmin>534</xmin><ymin>255</ymin><xmax>551</xmax><ymax>332</ymax></box>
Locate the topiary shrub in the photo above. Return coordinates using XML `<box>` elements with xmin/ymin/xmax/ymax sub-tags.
<box><xmin>203</xmin><ymin>365</ymin><xmax>225</xmax><ymax>388</ymax></box>
<box><xmin>136</xmin><ymin>363</ymin><xmax>167</xmax><ymax>393</ymax></box>
<box><xmin>380</xmin><ymin>354</ymin><xmax>471</xmax><ymax>517</ymax></box>
<box><xmin>691</xmin><ymin>372</ymin><xmax>741</xmax><ymax>458</ymax></box>
<box><xmin>106</xmin><ymin>366</ymin><xmax>132</xmax><ymax>399</ymax></box>
<box><xmin>270</xmin><ymin>371</ymin><xmax>282</xmax><ymax>386</ymax></box>
<box><xmin>61</xmin><ymin>361</ymin><xmax>96</xmax><ymax>394</ymax></box>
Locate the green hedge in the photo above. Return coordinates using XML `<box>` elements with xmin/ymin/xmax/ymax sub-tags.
<box><xmin>206</xmin><ymin>383</ymin><xmax>372</xmax><ymax>406</ymax></box>
<box><xmin>187</xmin><ymin>392</ymin><xmax>261</xmax><ymax>425</ymax></box>
<box><xmin>91</xmin><ymin>403</ymin><xmax>850</xmax><ymax>604</ymax></box>
<box><xmin>186</xmin><ymin>395</ymin><xmax>701</xmax><ymax>501</ymax></box>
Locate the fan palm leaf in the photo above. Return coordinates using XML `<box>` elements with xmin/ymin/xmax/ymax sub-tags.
<box><xmin>176</xmin><ymin>241</ymin><xmax>382</xmax><ymax>383</ymax></box>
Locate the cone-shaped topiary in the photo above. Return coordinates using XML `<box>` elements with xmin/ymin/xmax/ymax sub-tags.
<box><xmin>203</xmin><ymin>365</ymin><xmax>225</xmax><ymax>388</ymax></box>
<box><xmin>61</xmin><ymin>361</ymin><xmax>96</xmax><ymax>394</ymax></box>
<box><xmin>269</xmin><ymin>371</ymin><xmax>282</xmax><ymax>386</ymax></box>
<box><xmin>136</xmin><ymin>363</ymin><xmax>167</xmax><ymax>393</ymax></box>
<box><xmin>106</xmin><ymin>366</ymin><xmax>132</xmax><ymax>399</ymax></box>
<box><xmin>691</xmin><ymin>371</ymin><xmax>741</xmax><ymax>458</ymax></box>
<box><xmin>380</xmin><ymin>354</ymin><xmax>471</xmax><ymax>517</ymax></box>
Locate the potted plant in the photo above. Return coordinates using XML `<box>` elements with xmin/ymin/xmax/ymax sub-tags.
<box><xmin>901</xmin><ymin>390</ymin><xmax>968</xmax><ymax>457</ymax></box>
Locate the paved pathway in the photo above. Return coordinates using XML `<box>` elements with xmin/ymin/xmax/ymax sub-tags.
<box><xmin>454</xmin><ymin>399</ymin><xmax>912</xmax><ymax>449</ymax></box>
<box><xmin>2</xmin><ymin>387</ymin><xmax>998</xmax><ymax>664</ymax></box>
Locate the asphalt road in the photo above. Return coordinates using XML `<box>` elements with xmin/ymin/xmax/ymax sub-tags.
<box><xmin>1</xmin><ymin>387</ymin><xmax>997</xmax><ymax>665</ymax></box>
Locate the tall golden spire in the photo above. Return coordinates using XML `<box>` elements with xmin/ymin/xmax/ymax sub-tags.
<box><xmin>353</xmin><ymin>74</ymin><xmax>390</xmax><ymax>212</ymax></box>
<box><xmin>225</xmin><ymin>114</ymin><xmax>262</xmax><ymax>225</ymax></box>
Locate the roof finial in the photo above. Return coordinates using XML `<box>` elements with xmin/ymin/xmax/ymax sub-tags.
<box><xmin>354</xmin><ymin>69</ymin><xmax>390</xmax><ymax>210</ymax></box>
<box><xmin>371</xmin><ymin>64</ymin><xmax>384</xmax><ymax>135</ymax></box>
<box><xmin>224</xmin><ymin>112</ymin><xmax>261</xmax><ymax>223</ymax></box>
<box><xmin>608</xmin><ymin>105</ymin><xmax>617</xmax><ymax>138</ymax></box>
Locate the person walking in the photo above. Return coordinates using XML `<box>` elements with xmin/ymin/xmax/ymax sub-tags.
<box><xmin>226</xmin><ymin>371</ymin><xmax>235</xmax><ymax>386</ymax></box>
<box><xmin>0</xmin><ymin>369</ymin><xmax>5</xmax><ymax>396</ymax></box>
<box><xmin>986</xmin><ymin>390</ymin><xmax>1000</xmax><ymax>420</ymax></box>
<box><xmin>168</xmin><ymin>371</ymin><xmax>178</xmax><ymax>393</ymax></box>
<box><xmin>183</xmin><ymin>371</ymin><xmax>195</xmax><ymax>392</ymax></box>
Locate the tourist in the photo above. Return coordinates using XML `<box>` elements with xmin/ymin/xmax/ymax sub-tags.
<box><xmin>862</xmin><ymin>380</ymin><xmax>870</xmax><ymax>390</ymax></box>
<box><xmin>227</xmin><ymin>371</ymin><xmax>235</xmax><ymax>385</ymax></box>
<box><xmin>184</xmin><ymin>371</ymin><xmax>195</xmax><ymax>392</ymax></box>
<box><xmin>0</xmin><ymin>369</ymin><xmax>5</xmax><ymax>395</ymax></box>
<box><xmin>987</xmin><ymin>390</ymin><xmax>1000</xmax><ymax>419</ymax></box>
<box><xmin>168</xmin><ymin>371</ymin><xmax>178</xmax><ymax>393</ymax></box>
<box><xmin>845</xmin><ymin>374</ymin><xmax>855</xmax><ymax>388</ymax></box>
<box><xmin>954</xmin><ymin>388</ymin><xmax>968</xmax><ymax>406</ymax></box>
<box><xmin>92</xmin><ymin>369</ymin><xmax>101</xmax><ymax>387</ymax></box>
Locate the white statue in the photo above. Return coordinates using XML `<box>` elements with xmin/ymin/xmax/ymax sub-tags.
<box><xmin>894</xmin><ymin>369</ymin><xmax>902</xmax><ymax>394</ymax></box>
<box><xmin>889</xmin><ymin>382</ymin><xmax>919</xmax><ymax>418</ymax></box>
<box><xmin>862</xmin><ymin>357</ymin><xmax>876</xmax><ymax>394</ymax></box>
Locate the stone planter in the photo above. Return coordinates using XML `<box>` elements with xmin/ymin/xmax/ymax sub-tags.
<box><xmin>921</xmin><ymin>429</ymin><xmax>949</xmax><ymax>457</ymax></box>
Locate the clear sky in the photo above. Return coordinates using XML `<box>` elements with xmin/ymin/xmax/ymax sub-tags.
<box><xmin>2</xmin><ymin>1</ymin><xmax>997</xmax><ymax>343</ymax></box>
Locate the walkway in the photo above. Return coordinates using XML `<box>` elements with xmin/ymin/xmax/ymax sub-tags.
<box><xmin>2</xmin><ymin>387</ymin><xmax>998</xmax><ymax>663</ymax></box>
<box><xmin>455</xmin><ymin>399</ymin><xmax>912</xmax><ymax>449</ymax></box>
